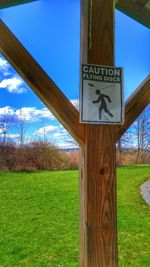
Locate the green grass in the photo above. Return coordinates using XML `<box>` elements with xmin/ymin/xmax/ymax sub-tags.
<box><xmin>0</xmin><ymin>170</ymin><xmax>78</xmax><ymax>267</ymax></box>
<box><xmin>117</xmin><ymin>165</ymin><xmax>150</xmax><ymax>267</ymax></box>
<box><xmin>0</xmin><ymin>166</ymin><xmax>150</xmax><ymax>266</ymax></box>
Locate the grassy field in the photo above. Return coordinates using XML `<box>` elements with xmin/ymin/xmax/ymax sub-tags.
<box><xmin>0</xmin><ymin>166</ymin><xmax>150</xmax><ymax>267</ymax></box>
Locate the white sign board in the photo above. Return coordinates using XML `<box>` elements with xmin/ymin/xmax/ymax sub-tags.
<box><xmin>80</xmin><ymin>64</ymin><xmax>124</xmax><ymax>124</ymax></box>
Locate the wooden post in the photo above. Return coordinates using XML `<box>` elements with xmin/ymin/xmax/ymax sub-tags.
<box><xmin>80</xmin><ymin>1</ymin><xmax>117</xmax><ymax>266</ymax></box>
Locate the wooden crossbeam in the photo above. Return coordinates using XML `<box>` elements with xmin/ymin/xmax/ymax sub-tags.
<box><xmin>116</xmin><ymin>0</ymin><xmax>150</xmax><ymax>28</ymax></box>
<box><xmin>0</xmin><ymin>19</ymin><xmax>85</xmax><ymax>145</ymax></box>
<box><xmin>0</xmin><ymin>0</ymin><xmax>37</xmax><ymax>8</ymax></box>
<box><xmin>136</xmin><ymin>0</ymin><xmax>149</xmax><ymax>6</ymax></box>
<box><xmin>116</xmin><ymin>75</ymin><xmax>150</xmax><ymax>141</ymax></box>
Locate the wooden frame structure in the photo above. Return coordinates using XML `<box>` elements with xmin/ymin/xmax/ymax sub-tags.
<box><xmin>1</xmin><ymin>0</ymin><xmax>150</xmax><ymax>28</ymax></box>
<box><xmin>0</xmin><ymin>0</ymin><xmax>150</xmax><ymax>266</ymax></box>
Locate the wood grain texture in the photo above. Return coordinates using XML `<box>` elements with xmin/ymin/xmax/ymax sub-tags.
<box><xmin>0</xmin><ymin>20</ymin><xmax>85</xmax><ymax>145</ymax></box>
<box><xmin>136</xmin><ymin>0</ymin><xmax>149</xmax><ymax>6</ymax></box>
<box><xmin>80</xmin><ymin>1</ymin><xmax>117</xmax><ymax>266</ymax></box>
<box><xmin>0</xmin><ymin>0</ymin><xmax>37</xmax><ymax>8</ymax></box>
<box><xmin>116</xmin><ymin>75</ymin><xmax>150</xmax><ymax>142</ymax></box>
<box><xmin>116</xmin><ymin>0</ymin><xmax>150</xmax><ymax>29</ymax></box>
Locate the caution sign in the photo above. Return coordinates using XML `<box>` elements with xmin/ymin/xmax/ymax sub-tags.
<box><xmin>80</xmin><ymin>64</ymin><xmax>124</xmax><ymax>124</ymax></box>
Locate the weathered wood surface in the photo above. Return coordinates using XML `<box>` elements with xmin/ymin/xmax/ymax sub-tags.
<box><xmin>80</xmin><ymin>1</ymin><xmax>117</xmax><ymax>266</ymax></box>
<box><xmin>0</xmin><ymin>0</ymin><xmax>37</xmax><ymax>8</ymax></box>
<box><xmin>136</xmin><ymin>0</ymin><xmax>149</xmax><ymax>6</ymax></box>
<box><xmin>0</xmin><ymin>19</ymin><xmax>85</xmax><ymax>145</ymax></box>
<box><xmin>116</xmin><ymin>75</ymin><xmax>150</xmax><ymax>141</ymax></box>
<box><xmin>115</xmin><ymin>0</ymin><xmax>150</xmax><ymax>29</ymax></box>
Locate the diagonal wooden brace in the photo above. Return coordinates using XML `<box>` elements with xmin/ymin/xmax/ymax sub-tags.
<box><xmin>115</xmin><ymin>0</ymin><xmax>150</xmax><ymax>29</ymax></box>
<box><xmin>0</xmin><ymin>0</ymin><xmax>37</xmax><ymax>9</ymax></box>
<box><xmin>116</xmin><ymin>75</ymin><xmax>150</xmax><ymax>142</ymax></box>
<box><xmin>0</xmin><ymin>19</ymin><xmax>85</xmax><ymax>146</ymax></box>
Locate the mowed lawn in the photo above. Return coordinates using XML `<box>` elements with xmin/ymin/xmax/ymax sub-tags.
<box><xmin>0</xmin><ymin>166</ymin><xmax>150</xmax><ymax>267</ymax></box>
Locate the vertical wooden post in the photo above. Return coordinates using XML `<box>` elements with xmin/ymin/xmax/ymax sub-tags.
<box><xmin>80</xmin><ymin>1</ymin><xmax>118</xmax><ymax>267</ymax></box>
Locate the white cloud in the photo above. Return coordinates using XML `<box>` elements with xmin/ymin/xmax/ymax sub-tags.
<box><xmin>0</xmin><ymin>128</ymin><xmax>19</xmax><ymax>139</ymax></box>
<box><xmin>0</xmin><ymin>75</ymin><xmax>27</xmax><ymax>94</ymax></box>
<box><xmin>5</xmin><ymin>134</ymin><xmax>19</xmax><ymax>139</ymax></box>
<box><xmin>16</xmin><ymin>107</ymin><xmax>55</xmax><ymax>122</ymax></box>
<box><xmin>34</xmin><ymin>125</ymin><xmax>59</xmax><ymax>136</ymax></box>
<box><xmin>33</xmin><ymin>124</ymin><xmax>78</xmax><ymax>149</ymax></box>
<box><xmin>0</xmin><ymin>106</ymin><xmax>55</xmax><ymax>122</ymax></box>
<box><xmin>58</xmin><ymin>141</ymin><xmax>78</xmax><ymax>149</ymax></box>
<box><xmin>0</xmin><ymin>57</ymin><xmax>10</xmax><ymax>76</ymax></box>
<box><xmin>0</xmin><ymin>106</ymin><xmax>14</xmax><ymax>115</ymax></box>
<box><xmin>71</xmin><ymin>99</ymin><xmax>79</xmax><ymax>110</ymax></box>
<box><xmin>0</xmin><ymin>57</ymin><xmax>8</xmax><ymax>68</ymax></box>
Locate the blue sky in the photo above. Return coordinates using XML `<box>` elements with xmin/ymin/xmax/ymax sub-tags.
<box><xmin>0</xmin><ymin>0</ymin><xmax>150</xmax><ymax>147</ymax></box>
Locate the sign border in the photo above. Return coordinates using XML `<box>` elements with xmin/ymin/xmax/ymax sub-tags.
<box><xmin>80</xmin><ymin>64</ymin><xmax>124</xmax><ymax>125</ymax></box>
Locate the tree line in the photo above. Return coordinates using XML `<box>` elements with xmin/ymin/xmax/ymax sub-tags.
<box><xmin>0</xmin><ymin>110</ymin><xmax>79</xmax><ymax>170</ymax></box>
<box><xmin>0</xmin><ymin>105</ymin><xmax>149</xmax><ymax>170</ymax></box>
<box><xmin>0</xmin><ymin>140</ymin><xmax>79</xmax><ymax>171</ymax></box>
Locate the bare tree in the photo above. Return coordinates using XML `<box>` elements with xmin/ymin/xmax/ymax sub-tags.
<box><xmin>40</xmin><ymin>119</ymin><xmax>49</xmax><ymax>143</ymax></box>
<box><xmin>116</xmin><ymin>132</ymin><xmax>130</xmax><ymax>165</ymax></box>
<box><xmin>0</xmin><ymin>110</ymin><xmax>13</xmax><ymax>168</ymax></box>
<box><xmin>13</xmin><ymin>109</ymin><xmax>29</xmax><ymax>146</ymax></box>
<box><xmin>0</xmin><ymin>111</ymin><xmax>12</xmax><ymax>145</ymax></box>
<box><xmin>133</xmin><ymin>105</ymin><xmax>150</xmax><ymax>163</ymax></box>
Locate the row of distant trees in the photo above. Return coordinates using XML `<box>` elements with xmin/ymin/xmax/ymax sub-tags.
<box><xmin>0</xmin><ymin>106</ymin><xmax>149</xmax><ymax>170</ymax></box>
<box><xmin>116</xmin><ymin>105</ymin><xmax>150</xmax><ymax>164</ymax></box>
<box><xmin>0</xmin><ymin>140</ymin><xmax>79</xmax><ymax>171</ymax></box>
<box><xmin>0</xmin><ymin>110</ymin><xmax>79</xmax><ymax>170</ymax></box>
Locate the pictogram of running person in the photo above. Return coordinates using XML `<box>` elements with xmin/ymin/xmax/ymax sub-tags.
<box><xmin>92</xmin><ymin>89</ymin><xmax>113</xmax><ymax>120</ymax></box>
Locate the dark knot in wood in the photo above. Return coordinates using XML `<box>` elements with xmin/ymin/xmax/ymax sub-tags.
<box><xmin>99</xmin><ymin>167</ymin><xmax>109</xmax><ymax>176</ymax></box>
<box><xmin>99</xmin><ymin>168</ymin><xmax>105</xmax><ymax>175</ymax></box>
